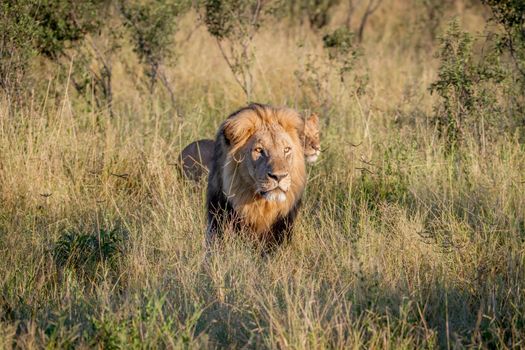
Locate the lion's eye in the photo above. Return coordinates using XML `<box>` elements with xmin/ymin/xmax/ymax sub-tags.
<box><xmin>284</xmin><ymin>147</ymin><xmax>291</xmax><ymax>154</ymax></box>
<box><xmin>254</xmin><ymin>147</ymin><xmax>263</xmax><ymax>154</ymax></box>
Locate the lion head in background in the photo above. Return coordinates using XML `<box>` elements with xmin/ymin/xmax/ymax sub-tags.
<box><xmin>206</xmin><ymin>103</ymin><xmax>306</xmax><ymax>247</ymax></box>
<box><xmin>303</xmin><ymin>113</ymin><xmax>321</xmax><ymax>163</ymax></box>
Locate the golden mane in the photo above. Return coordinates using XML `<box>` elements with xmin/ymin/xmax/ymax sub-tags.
<box><xmin>222</xmin><ymin>104</ymin><xmax>304</xmax><ymax>154</ymax></box>
<box><xmin>206</xmin><ymin>103</ymin><xmax>306</xmax><ymax>247</ymax></box>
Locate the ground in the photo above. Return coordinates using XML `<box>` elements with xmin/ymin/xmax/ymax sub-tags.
<box><xmin>1</xmin><ymin>1</ymin><xmax>524</xmax><ymax>348</ymax></box>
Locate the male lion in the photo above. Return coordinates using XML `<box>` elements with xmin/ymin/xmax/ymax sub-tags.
<box><xmin>206</xmin><ymin>103</ymin><xmax>306</xmax><ymax>250</ymax></box>
<box><xmin>179</xmin><ymin>113</ymin><xmax>320</xmax><ymax>181</ymax></box>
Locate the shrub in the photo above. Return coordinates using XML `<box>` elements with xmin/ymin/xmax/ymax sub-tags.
<box><xmin>0</xmin><ymin>1</ymin><xmax>39</xmax><ymax>101</ymax></box>
<box><xmin>202</xmin><ymin>0</ymin><xmax>277</xmax><ymax>100</ymax></box>
<box><xmin>120</xmin><ymin>0</ymin><xmax>189</xmax><ymax>104</ymax></box>
<box><xmin>482</xmin><ymin>0</ymin><xmax>525</xmax><ymax>80</ymax></box>
<box><xmin>0</xmin><ymin>0</ymin><xmax>109</xmax><ymax>108</ymax></box>
<box><xmin>31</xmin><ymin>0</ymin><xmax>105</xmax><ymax>59</ymax></box>
<box><xmin>323</xmin><ymin>27</ymin><xmax>362</xmax><ymax>83</ymax></box>
<box><xmin>52</xmin><ymin>226</ymin><xmax>128</xmax><ymax>278</ymax></box>
<box><xmin>482</xmin><ymin>0</ymin><xmax>525</xmax><ymax>137</ymax></box>
<box><xmin>429</xmin><ymin>19</ymin><xmax>506</xmax><ymax>151</ymax></box>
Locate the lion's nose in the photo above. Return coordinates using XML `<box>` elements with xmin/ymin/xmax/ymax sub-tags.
<box><xmin>267</xmin><ymin>171</ymin><xmax>288</xmax><ymax>182</ymax></box>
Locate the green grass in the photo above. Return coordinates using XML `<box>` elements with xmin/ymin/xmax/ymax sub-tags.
<box><xmin>1</xmin><ymin>3</ymin><xmax>525</xmax><ymax>349</ymax></box>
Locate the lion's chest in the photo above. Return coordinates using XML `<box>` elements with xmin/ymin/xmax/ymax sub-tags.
<box><xmin>235</xmin><ymin>199</ymin><xmax>287</xmax><ymax>235</ymax></box>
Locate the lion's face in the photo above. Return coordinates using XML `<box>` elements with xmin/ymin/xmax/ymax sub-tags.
<box><xmin>221</xmin><ymin>105</ymin><xmax>306</xmax><ymax>206</ymax></box>
<box><xmin>303</xmin><ymin>113</ymin><xmax>321</xmax><ymax>163</ymax></box>
<box><xmin>243</xmin><ymin>126</ymin><xmax>296</xmax><ymax>202</ymax></box>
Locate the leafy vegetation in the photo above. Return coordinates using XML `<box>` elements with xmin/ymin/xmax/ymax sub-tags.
<box><xmin>120</xmin><ymin>0</ymin><xmax>189</xmax><ymax>102</ymax></box>
<box><xmin>429</xmin><ymin>19</ymin><xmax>507</xmax><ymax>151</ymax></box>
<box><xmin>1</xmin><ymin>0</ymin><xmax>525</xmax><ymax>348</ymax></box>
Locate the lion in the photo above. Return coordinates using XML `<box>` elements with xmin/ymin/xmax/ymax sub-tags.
<box><xmin>206</xmin><ymin>103</ymin><xmax>307</xmax><ymax>250</ymax></box>
<box><xmin>179</xmin><ymin>113</ymin><xmax>320</xmax><ymax>181</ymax></box>
<box><xmin>302</xmin><ymin>112</ymin><xmax>321</xmax><ymax>163</ymax></box>
<box><xmin>178</xmin><ymin>139</ymin><xmax>215</xmax><ymax>181</ymax></box>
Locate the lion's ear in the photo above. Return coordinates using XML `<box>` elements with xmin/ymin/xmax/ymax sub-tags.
<box><xmin>222</xmin><ymin>112</ymin><xmax>258</xmax><ymax>147</ymax></box>
<box><xmin>306</xmin><ymin>113</ymin><xmax>319</xmax><ymax>128</ymax></box>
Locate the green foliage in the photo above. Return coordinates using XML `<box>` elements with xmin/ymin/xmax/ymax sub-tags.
<box><xmin>204</xmin><ymin>0</ymin><xmax>242</xmax><ymax>40</ymax></box>
<box><xmin>483</xmin><ymin>0</ymin><xmax>525</xmax><ymax>79</ymax></box>
<box><xmin>91</xmin><ymin>314</ymin><xmax>141</xmax><ymax>349</ymax></box>
<box><xmin>120</xmin><ymin>0</ymin><xmax>189</xmax><ymax>93</ymax></box>
<box><xmin>90</xmin><ymin>297</ymin><xmax>203</xmax><ymax>348</ymax></box>
<box><xmin>483</xmin><ymin>0</ymin><xmax>525</xmax><ymax>134</ymax></box>
<box><xmin>430</xmin><ymin>5</ymin><xmax>525</xmax><ymax>151</ymax></box>
<box><xmin>0</xmin><ymin>0</ymin><xmax>107</xmax><ymax>103</ymax></box>
<box><xmin>203</xmin><ymin>0</ymin><xmax>277</xmax><ymax>39</ymax></box>
<box><xmin>429</xmin><ymin>19</ymin><xmax>506</xmax><ymax>151</ymax></box>
<box><xmin>31</xmin><ymin>0</ymin><xmax>106</xmax><ymax>58</ymax></box>
<box><xmin>202</xmin><ymin>0</ymin><xmax>275</xmax><ymax>100</ymax></box>
<box><xmin>52</xmin><ymin>226</ymin><xmax>128</xmax><ymax>277</ymax></box>
<box><xmin>323</xmin><ymin>27</ymin><xmax>362</xmax><ymax>81</ymax></box>
<box><xmin>0</xmin><ymin>1</ymin><xmax>39</xmax><ymax>96</ymax></box>
<box><xmin>4</xmin><ymin>0</ymin><xmax>105</xmax><ymax>59</ymax></box>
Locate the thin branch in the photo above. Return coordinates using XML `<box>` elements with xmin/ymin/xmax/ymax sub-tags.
<box><xmin>356</xmin><ymin>167</ymin><xmax>374</xmax><ymax>174</ymax></box>
<box><xmin>358</xmin><ymin>0</ymin><xmax>383</xmax><ymax>42</ymax></box>
<box><xmin>215</xmin><ymin>37</ymin><xmax>249</xmax><ymax>98</ymax></box>
<box><xmin>110</xmin><ymin>173</ymin><xmax>129</xmax><ymax>179</ymax></box>
<box><xmin>158</xmin><ymin>67</ymin><xmax>177</xmax><ymax>107</ymax></box>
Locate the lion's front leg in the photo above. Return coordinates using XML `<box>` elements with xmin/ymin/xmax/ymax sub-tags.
<box><xmin>203</xmin><ymin>209</ymin><xmax>221</xmax><ymax>263</ymax></box>
<box><xmin>204</xmin><ymin>190</ymin><xmax>229</xmax><ymax>254</ymax></box>
<box><xmin>205</xmin><ymin>215</ymin><xmax>219</xmax><ymax>249</ymax></box>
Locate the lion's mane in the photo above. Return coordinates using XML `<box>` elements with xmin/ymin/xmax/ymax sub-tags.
<box><xmin>206</xmin><ymin>103</ymin><xmax>307</xmax><ymax>248</ymax></box>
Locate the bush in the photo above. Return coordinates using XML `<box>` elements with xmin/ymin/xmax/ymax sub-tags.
<box><xmin>52</xmin><ymin>226</ymin><xmax>128</xmax><ymax>278</ymax></box>
<box><xmin>323</xmin><ymin>27</ymin><xmax>362</xmax><ymax>83</ymax></box>
<box><xmin>120</xmin><ymin>0</ymin><xmax>189</xmax><ymax>102</ymax></box>
<box><xmin>203</xmin><ymin>0</ymin><xmax>277</xmax><ymax>100</ymax></box>
<box><xmin>429</xmin><ymin>19</ymin><xmax>507</xmax><ymax>151</ymax></box>
<box><xmin>0</xmin><ymin>1</ymin><xmax>39</xmax><ymax>99</ymax></box>
<box><xmin>483</xmin><ymin>0</ymin><xmax>525</xmax><ymax>137</ymax></box>
<box><xmin>0</xmin><ymin>0</ymin><xmax>108</xmax><ymax>105</ymax></box>
<box><xmin>482</xmin><ymin>0</ymin><xmax>525</xmax><ymax>79</ymax></box>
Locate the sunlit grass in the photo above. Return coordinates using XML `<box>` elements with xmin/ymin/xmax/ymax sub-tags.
<box><xmin>1</xmin><ymin>2</ymin><xmax>524</xmax><ymax>349</ymax></box>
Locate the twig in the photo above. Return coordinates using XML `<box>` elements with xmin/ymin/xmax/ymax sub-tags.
<box><xmin>356</xmin><ymin>167</ymin><xmax>373</xmax><ymax>174</ymax></box>
<box><xmin>359</xmin><ymin>156</ymin><xmax>376</xmax><ymax>167</ymax></box>
<box><xmin>358</xmin><ymin>0</ymin><xmax>383</xmax><ymax>42</ymax></box>
<box><xmin>346</xmin><ymin>141</ymin><xmax>363</xmax><ymax>147</ymax></box>
<box><xmin>110</xmin><ymin>173</ymin><xmax>129</xmax><ymax>179</ymax></box>
<box><xmin>215</xmin><ymin>38</ymin><xmax>249</xmax><ymax>98</ymax></box>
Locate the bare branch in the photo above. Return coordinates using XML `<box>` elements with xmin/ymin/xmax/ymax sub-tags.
<box><xmin>357</xmin><ymin>0</ymin><xmax>383</xmax><ymax>42</ymax></box>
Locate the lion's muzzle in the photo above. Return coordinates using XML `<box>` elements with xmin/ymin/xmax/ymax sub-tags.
<box><xmin>258</xmin><ymin>171</ymin><xmax>291</xmax><ymax>202</ymax></box>
<box><xmin>305</xmin><ymin>145</ymin><xmax>321</xmax><ymax>164</ymax></box>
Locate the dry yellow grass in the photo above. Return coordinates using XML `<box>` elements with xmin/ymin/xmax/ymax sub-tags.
<box><xmin>1</xmin><ymin>1</ymin><xmax>524</xmax><ymax>348</ymax></box>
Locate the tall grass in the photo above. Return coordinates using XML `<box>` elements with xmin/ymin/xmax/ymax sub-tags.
<box><xmin>1</xmin><ymin>2</ymin><xmax>524</xmax><ymax>348</ymax></box>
